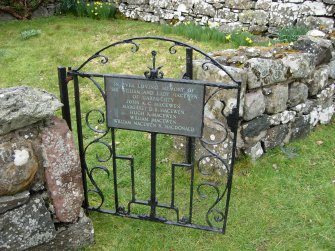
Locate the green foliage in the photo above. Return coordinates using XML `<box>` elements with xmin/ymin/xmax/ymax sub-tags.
<box><xmin>20</xmin><ymin>29</ymin><xmax>41</xmax><ymax>40</ymax></box>
<box><xmin>57</xmin><ymin>0</ymin><xmax>76</xmax><ymax>14</ymax></box>
<box><xmin>57</xmin><ymin>0</ymin><xmax>117</xmax><ymax>19</ymax></box>
<box><xmin>0</xmin><ymin>49</ymin><xmax>5</xmax><ymax>57</ymax></box>
<box><xmin>0</xmin><ymin>0</ymin><xmax>47</xmax><ymax>19</ymax></box>
<box><xmin>277</xmin><ymin>25</ymin><xmax>309</xmax><ymax>43</ymax></box>
<box><xmin>162</xmin><ymin>22</ymin><xmax>256</xmax><ymax>48</ymax></box>
<box><xmin>162</xmin><ymin>22</ymin><xmax>228</xmax><ymax>44</ymax></box>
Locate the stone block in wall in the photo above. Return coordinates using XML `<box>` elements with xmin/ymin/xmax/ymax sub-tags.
<box><xmin>291</xmin><ymin>115</ymin><xmax>311</xmax><ymax>140</ymax></box>
<box><xmin>193</xmin><ymin>1</ymin><xmax>215</xmax><ymax>17</ymax></box>
<box><xmin>323</xmin><ymin>0</ymin><xmax>335</xmax><ymax>4</ymax></box>
<box><xmin>269</xmin><ymin>3</ymin><xmax>300</xmax><ymax>26</ymax></box>
<box><xmin>216</xmin><ymin>8</ymin><xmax>239</xmax><ymax>22</ymax></box>
<box><xmin>269</xmin><ymin>110</ymin><xmax>296</xmax><ymax>125</ymax></box>
<box><xmin>244</xmin><ymin>58</ymin><xmax>287</xmax><ymax>89</ymax></box>
<box><xmin>325</xmin><ymin>4</ymin><xmax>335</xmax><ymax>16</ymax></box>
<box><xmin>329</xmin><ymin>60</ymin><xmax>335</xmax><ymax>79</ymax></box>
<box><xmin>0</xmin><ymin>190</ymin><xmax>30</xmax><ymax>214</ymax></box>
<box><xmin>288</xmin><ymin>82</ymin><xmax>309</xmax><ymax>107</ymax></box>
<box><xmin>262</xmin><ymin>124</ymin><xmax>289</xmax><ymax>151</ymax></box>
<box><xmin>239</xmin><ymin>10</ymin><xmax>269</xmax><ymax>26</ymax></box>
<box><xmin>255</xmin><ymin>0</ymin><xmax>272</xmax><ymax>10</ymax></box>
<box><xmin>193</xmin><ymin>61</ymin><xmax>245</xmax><ymax>118</ymax></box>
<box><xmin>0</xmin><ymin>141</ymin><xmax>39</xmax><ymax>196</ymax></box>
<box><xmin>30</xmin><ymin>212</ymin><xmax>94</xmax><ymax>251</ymax></box>
<box><xmin>265</xmin><ymin>84</ymin><xmax>289</xmax><ymax>114</ymax></box>
<box><xmin>307</xmin><ymin>65</ymin><xmax>330</xmax><ymax>96</ymax></box>
<box><xmin>0</xmin><ymin>195</ymin><xmax>56</xmax><ymax>250</ymax></box>
<box><xmin>0</xmin><ymin>86</ymin><xmax>62</xmax><ymax>136</ymax></box>
<box><xmin>291</xmin><ymin>100</ymin><xmax>316</xmax><ymax>115</ymax></box>
<box><xmin>41</xmin><ymin>116</ymin><xmax>84</xmax><ymax>223</ymax></box>
<box><xmin>281</xmin><ymin>53</ymin><xmax>315</xmax><ymax>79</ymax></box>
<box><xmin>243</xmin><ymin>142</ymin><xmax>264</xmax><ymax>160</ymax></box>
<box><xmin>301</xmin><ymin>1</ymin><xmax>328</xmax><ymax>16</ymax></box>
<box><xmin>292</xmin><ymin>36</ymin><xmax>333</xmax><ymax>66</ymax></box>
<box><xmin>297</xmin><ymin>16</ymin><xmax>335</xmax><ymax>31</ymax></box>
<box><xmin>315</xmin><ymin>84</ymin><xmax>335</xmax><ymax>108</ymax></box>
<box><xmin>225</xmin><ymin>0</ymin><xmax>255</xmax><ymax>10</ymax></box>
<box><xmin>319</xmin><ymin>105</ymin><xmax>335</xmax><ymax>124</ymax></box>
<box><xmin>149</xmin><ymin>0</ymin><xmax>169</xmax><ymax>8</ymax></box>
<box><xmin>242</xmin><ymin>115</ymin><xmax>271</xmax><ymax>138</ymax></box>
<box><xmin>243</xmin><ymin>89</ymin><xmax>265</xmax><ymax>121</ymax></box>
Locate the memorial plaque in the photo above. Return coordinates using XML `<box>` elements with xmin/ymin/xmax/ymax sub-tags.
<box><xmin>105</xmin><ymin>75</ymin><xmax>205</xmax><ymax>137</ymax></box>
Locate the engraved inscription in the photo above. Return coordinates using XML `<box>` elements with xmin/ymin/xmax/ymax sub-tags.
<box><xmin>105</xmin><ymin>76</ymin><xmax>205</xmax><ymax>137</ymax></box>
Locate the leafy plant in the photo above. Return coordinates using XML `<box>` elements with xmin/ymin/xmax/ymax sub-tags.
<box><xmin>277</xmin><ymin>25</ymin><xmax>309</xmax><ymax>43</ymax></box>
<box><xmin>162</xmin><ymin>22</ymin><xmax>256</xmax><ymax>48</ymax></box>
<box><xmin>20</xmin><ymin>29</ymin><xmax>41</xmax><ymax>40</ymax></box>
<box><xmin>57</xmin><ymin>0</ymin><xmax>76</xmax><ymax>14</ymax></box>
<box><xmin>57</xmin><ymin>0</ymin><xmax>117</xmax><ymax>20</ymax></box>
<box><xmin>0</xmin><ymin>0</ymin><xmax>46</xmax><ymax>19</ymax></box>
<box><xmin>162</xmin><ymin>22</ymin><xmax>228</xmax><ymax>44</ymax></box>
<box><xmin>230</xmin><ymin>31</ymin><xmax>255</xmax><ymax>48</ymax></box>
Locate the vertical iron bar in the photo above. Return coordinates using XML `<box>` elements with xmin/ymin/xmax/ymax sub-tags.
<box><xmin>171</xmin><ymin>164</ymin><xmax>175</xmax><ymax>207</ymax></box>
<box><xmin>73</xmin><ymin>74</ymin><xmax>89</xmax><ymax>210</ymax></box>
<box><xmin>222</xmin><ymin>85</ymin><xmax>241</xmax><ymax>233</ymax></box>
<box><xmin>150</xmin><ymin>132</ymin><xmax>157</xmax><ymax>218</ymax></box>
<box><xmin>58</xmin><ymin>66</ymin><xmax>72</xmax><ymax>130</ymax></box>
<box><xmin>185</xmin><ymin>48</ymin><xmax>193</xmax><ymax>163</ymax></box>
<box><xmin>111</xmin><ymin>128</ymin><xmax>119</xmax><ymax>212</ymax></box>
<box><xmin>130</xmin><ymin>158</ymin><xmax>135</xmax><ymax>202</ymax></box>
<box><xmin>188</xmin><ymin>138</ymin><xmax>195</xmax><ymax>223</ymax></box>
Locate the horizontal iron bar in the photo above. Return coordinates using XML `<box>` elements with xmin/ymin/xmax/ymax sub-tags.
<box><xmin>130</xmin><ymin>199</ymin><xmax>178</xmax><ymax>210</ymax></box>
<box><xmin>68</xmin><ymin>71</ymin><xmax>240</xmax><ymax>89</ymax></box>
<box><xmin>87</xmin><ymin>206</ymin><xmax>223</xmax><ymax>233</ymax></box>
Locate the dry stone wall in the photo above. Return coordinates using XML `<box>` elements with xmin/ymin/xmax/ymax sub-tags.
<box><xmin>191</xmin><ymin>32</ymin><xmax>335</xmax><ymax>160</ymax></box>
<box><xmin>117</xmin><ymin>0</ymin><xmax>335</xmax><ymax>32</ymax></box>
<box><xmin>0</xmin><ymin>87</ymin><xmax>94</xmax><ymax>250</ymax></box>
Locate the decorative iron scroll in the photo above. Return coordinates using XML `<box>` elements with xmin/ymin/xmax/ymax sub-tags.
<box><xmin>60</xmin><ymin>36</ymin><xmax>241</xmax><ymax>233</ymax></box>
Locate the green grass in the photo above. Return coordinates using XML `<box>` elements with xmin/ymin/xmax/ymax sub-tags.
<box><xmin>0</xmin><ymin>16</ymin><xmax>334</xmax><ymax>250</ymax></box>
<box><xmin>162</xmin><ymin>23</ymin><xmax>257</xmax><ymax>48</ymax></box>
<box><xmin>277</xmin><ymin>25</ymin><xmax>309</xmax><ymax>43</ymax></box>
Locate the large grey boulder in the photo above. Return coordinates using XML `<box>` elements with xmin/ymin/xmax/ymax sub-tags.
<box><xmin>292</xmin><ymin>36</ymin><xmax>333</xmax><ymax>66</ymax></box>
<box><xmin>0</xmin><ymin>195</ymin><xmax>56</xmax><ymax>250</ymax></box>
<box><xmin>0</xmin><ymin>86</ymin><xmax>62</xmax><ymax>136</ymax></box>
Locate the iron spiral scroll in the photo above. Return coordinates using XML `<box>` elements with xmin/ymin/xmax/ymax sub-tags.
<box><xmin>62</xmin><ymin>36</ymin><xmax>241</xmax><ymax>233</ymax></box>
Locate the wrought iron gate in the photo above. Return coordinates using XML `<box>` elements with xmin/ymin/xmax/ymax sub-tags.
<box><xmin>58</xmin><ymin>37</ymin><xmax>241</xmax><ymax>233</ymax></box>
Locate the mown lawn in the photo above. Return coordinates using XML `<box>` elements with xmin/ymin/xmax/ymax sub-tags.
<box><xmin>0</xmin><ymin>16</ymin><xmax>334</xmax><ymax>251</ymax></box>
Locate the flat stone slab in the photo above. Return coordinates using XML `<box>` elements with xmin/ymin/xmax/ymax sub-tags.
<box><xmin>0</xmin><ymin>195</ymin><xmax>56</xmax><ymax>250</ymax></box>
<box><xmin>0</xmin><ymin>190</ymin><xmax>30</xmax><ymax>214</ymax></box>
<box><xmin>0</xmin><ymin>86</ymin><xmax>62</xmax><ymax>136</ymax></box>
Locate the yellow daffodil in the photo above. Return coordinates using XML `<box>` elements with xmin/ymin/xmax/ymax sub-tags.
<box><xmin>225</xmin><ymin>34</ymin><xmax>231</xmax><ymax>41</ymax></box>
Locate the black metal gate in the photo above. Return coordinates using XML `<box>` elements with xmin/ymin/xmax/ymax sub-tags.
<box><xmin>58</xmin><ymin>37</ymin><xmax>241</xmax><ymax>233</ymax></box>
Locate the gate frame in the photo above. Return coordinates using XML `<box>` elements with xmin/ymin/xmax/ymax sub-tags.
<box><xmin>58</xmin><ymin>36</ymin><xmax>241</xmax><ymax>233</ymax></box>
